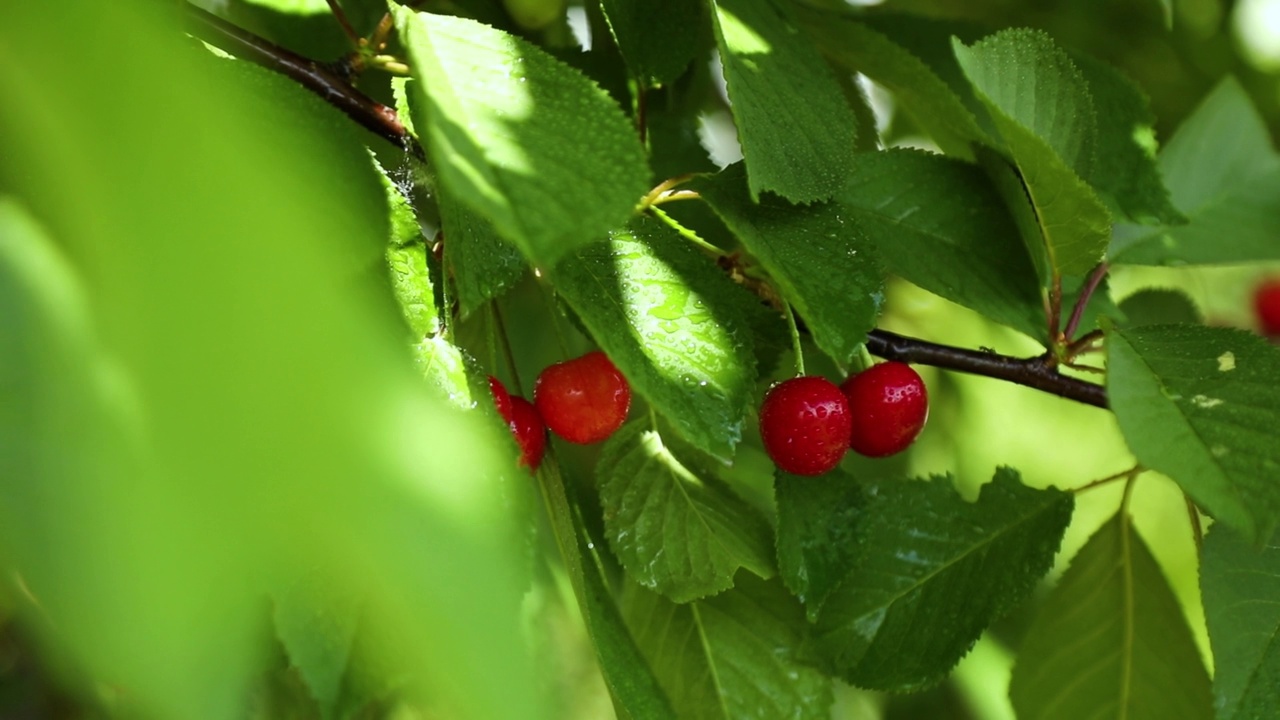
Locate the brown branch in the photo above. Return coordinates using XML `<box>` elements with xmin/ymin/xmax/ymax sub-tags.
<box><xmin>183</xmin><ymin>3</ymin><xmax>422</xmax><ymax>159</ymax></box>
<box><xmin>866</xmin><ymin>329</ymin><xmax>1108</xmax><ymax>409</ymax></box>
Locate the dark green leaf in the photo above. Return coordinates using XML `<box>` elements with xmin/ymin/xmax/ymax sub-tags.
<box><xmin>1117</xmin><ymin>288</ymin><xmax>1201</xmax><ymax>327</ymax></box>
<box><xmin>1201</xmin><ymin>525</ymin><xmax>1280</xmax><ymax>720</ymax></box>
<box><xmin>597</xmin><ymin>422</ymin><xmax>774</xmax><ymax>602</ymax></box>
<box><xmin>273</xmin><ymin>573</ymin><xmax>362</xmax><ymax>720</ymax></box>
<box><xmin>791</xmin><ymin>7</ymin><xmax>991</xmax><ymax>157</ymax></box>
<box><xmin>438</xmin><ymin>191</ymin><xmax>526</xmax><ymax>317</ymax></box>
<box><xmin>953</xmin><ymin>30</ymin><xmax>1112</xmax><ymax>277</ymax></box>
<box><xmin>1110</xmin><ymin>77</ymin><xmax>1280</xmax><ymax>265</ymax></box>
<box><xmin>1071</xmin><ymin>54</ymin><xmax>1183</xmax><ymax>225</ymax></box>
<box><xmin>840</xmin><ymin>148</ymin><xmax>1044</xmax><ymax>338</ymax></box>
<box><xmin>696</xmin><ymin>164</ymin><xmax>883</xmax><ymax>366</ymax></box>
<box><xmin>709</xmin><ymin>0</ymin><xmax>857</xmax><ymax>202</ymax></box>
<box><xmin>1107</xmin><ymin>324</ymin><xmax>1280</xmax><ymax>542</ymax></box>
<box><xmin>1009</xmin><ymin>512</ymin><xmax>1212</xmax><ymax>720</ymax></box>
<box><xmin>809</xmin><ymin>469</ymin><xmax>1073</xmax><ymax>691</ymax></box>
<box><xmin>621</xmin><ymin>575</ymin><xmax>833</xmax><ymax>720</ymax></box>
<box><xmin>598</xmin><ymin>0</ymin><xmax>702</xmax><ymax>87</ymax></box>
<box><xmin>393</xmin><ymin>7</ymin><xmax>649</xmax><ymax>267</ymax></box>
<box><xmin>551</xmin><ymin>215</ymin><xmax>757</xmax><ymax>460</ymax></box>
<box><xmin>775</xmin><ymin>471</ymin><xmax>869</xmax><ymax>622</ymax></box>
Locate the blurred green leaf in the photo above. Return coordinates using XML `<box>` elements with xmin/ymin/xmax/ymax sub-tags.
<box><xmin>696</xmin><ymin>164</ymin><xmax>883</xmax><ymax>366</ymax></box>
<box><xmin>1110</xmin><ymin>77</ymin><xmax>1280</xmax><ymax>265</ymax></box>
<box><xmin>1010</xmin><ymin>512</ymin><xmax>1212</xmax><ymax>720</ymax></box>
<box><xmin>273</xmin><ymin>573</ymin><xmax>363</xmax><ymax>720</ymax></box>
<box><xmin>1107</xmin><ymin>324</ymin><xmax>1280</xmax><ymax>542</ymax></box>
<box><xmin>393</xmin><ymin>7</ymin><xmax>649</xmax><ymax>268</ymax></box>
<box><xmin>1117</xmin><ymin>288</ymin><xmax>1201</xmax><ymax>327</ymax></box>
<box><xmin>1071</xmin><ymin>54</ymin><xmax>1183</xmax><ymax>225</ymax></box>
<box><xmin>598</xmin><ymin>0</ymin><xmax>702</xmax><ymax>87</ymax></box>
<box><xmin>953</xmin><ymin>30</ymin><xmax>1112</xmax><ymax>278</ymax></box>
<box><xmin>551</xmin><ymin>215</ymin><xmax>757</xmax><ymax>460</ymax></box>
<box><xmin>709</xmin><ymin>0</ymin><xmax>857</xmax><ymax>202</ymax></box>
<box><xmin>597</xmin><ymin>422</ymin><xmax>774</xmax><ymax>603</ymax></box>
<box><xmin>621</xmin><ymin>574</ymin><xmax>833</xmax><ymax>720</ymax></box>
<box><xmin>791</xmin><ymin>8</ymin><xmax>991</xmax><ymax>157</ymax></box>
<box><xmin>839</xmin><ymin>148</ymin><xmax>1044</xmax><ymax>338</ymax></box>
<box><xmin>1201</xmin><ymin>525</ymin><xmax>1280</xmax><ymax>720</ymax></box>
<box><xmin>808</xmin><ymin>469</ymin><xmax>1073</xmax><ymax>692</ymax></box>
<box><xmin>439</xmin><ymin>191</ymin><xmax>527</xmax><ymax>317</ymax></box>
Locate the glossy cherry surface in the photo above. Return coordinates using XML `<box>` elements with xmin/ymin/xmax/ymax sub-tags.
<box><xmin>508</xmin><ymin>396</ymin><xmax>547</xmax><ymax>471</ymax></box>
<box><xmin>841</xmin><ymin>362</ymin><xmax>928</xmax><ymax>458</ymax></box>
<box><xmin>759</xmin><ymin>376</ymin><xmax>852</xmax><ymax>476</ymax></box>
<box><xmin>534</xmin><ymin>351</ymin><xmax>631</xmax><ymax>444</ymax></box>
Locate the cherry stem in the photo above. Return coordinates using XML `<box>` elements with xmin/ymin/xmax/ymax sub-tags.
<box><xmin>1047</xmin><ymin>274</ymin><xmax>1064</xmax><ymax>345</ymax></box>
<box><xmin>1063</xmin><ymin>262</ymin><xmax>1109</xmax><ymax>343</ymax></box>
<box><xmin>325</xmin><ymin>0</ymin><xmax>361</xmax><ymax>47</ymax></box>
<box><xmin>1186</xmin><ymin>494</ymin><xmax>1204</xmax><ymax>555</ymax></box>
<box><xmin>783</xmin><ymin>303</ymin><xmax>805</xmax><ymax>376</ymax></box>
<box><xmin>197</xmin><ymin>9</ymin><xmax>1112</xmax><ymax>411</ymax></box>
<box><xmin>1073</xmin><ymin>466</ymin><xmax>1143</xmax><ymax>494</ymax></box>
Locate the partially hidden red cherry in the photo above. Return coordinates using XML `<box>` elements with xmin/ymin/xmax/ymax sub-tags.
<box><xmin>1254</xmin><ymin>278</ymin><xmax>1280</xmax><ymax>337</ymax></box>
<box><xmin>841</xmin><ymin>362</ymin><xmax>928</xmax><ymax>458</ymax></box>
<box><xmin>534</xmin><ymin>351</ymin><xmax>631</xmax><ymax>444</ymax></box>
<box><xmin>489</xmin><ymin>375</ymin><xmax>514</xmax><ymax>422</ymax></box>
<box><xmin>508</xmin><ymin>396</ymin><xmax>547</xmax><ymax>471</ymax></box>
<box><xmin>759</xmin><ymin>376</ymin><xmax>852</xmax><ymax>476</ymax></box>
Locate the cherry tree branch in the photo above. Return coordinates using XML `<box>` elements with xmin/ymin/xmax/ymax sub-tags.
<box><xmin>183</xmin><ymin>6</ymin><xmax>1109</xmax><ymax>411</ymax></box>
<box><xmin>183</xmin><ymin>3</ymin><xmax>421</xmax><ymax>157</ymax></box>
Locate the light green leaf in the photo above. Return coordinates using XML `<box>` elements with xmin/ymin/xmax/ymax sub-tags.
<box><xmin>840</xmin><ymin>148</ymin><xmax>1044</xmax><ymax>338</ymax></box>
<box><xmin>1010</xmin><ymin>512</ymin><xmax>1212</xmax><ymax>720</ymax></box>
<box><xmin>597</xmin><ymin>422</ymin><xmax>774</xmax><ymax>602</ymax></box>
<box><xmin>709</xmin><ymin>0</ymin><xmax>857</xmax><ymax>202</ymax></box>
<box><xmin>386</xmin><ymin>242</ymin><xmax>440</xmax><ymax>339</ymax></box>
<box><xmin>1110</xmin><ymin>77</ymin><xmax>1280</xmax><ymax>265</ymax></box>
<box><xmin>1071</xmin><ymin>54</ymin><xmax>1183</xmax><ymax>225</ymax></box>
<box><xmin>791</xmin><ymin>7</ymin><xmax>991</xmax><ymax>157</ymax></box>
<box><xmin>954</xmin><ymin>30</ymin><xmax>1112</xmax><ymax>278</ymax></box>
<box><xmin>551</xmin><ymin>215</ymin><xmax>757</xmax><ymax>460</ymax></box>
<box><xmin>438</xmin><ymin>191</ymin><xmax>526</xmax><ymax>317</ymax></box>
<box><xmin>1107</xmin><ymin>324</ymin><xmax>1280</xmax><ymax>543</ymax></box>
<box><xmin>695</xmin><ymin>164</ymin><xmax>883</xmax><ymax>366</ymax></box>
<box><xmin>621</xmin><ymin>575</ymin><xmax>833</xmax><ymax>720</ymax></box>
<box><xmin>1201</xmin><ymin>525</ymin><xmax>1280</xmax><ymax>720</ymax></box>
<box><xmin>393</xmin><ymin>7</ymin><xmax>649</xmax><ymax>268</ymax></box>
<box><xmin>273</xmin><ymin>573</ymin><xmax>363</xmax><ymax>719</ymax></box>
<box><xmin>809</xmin><ymin>469</ymin><xmax>1073</xmax><ymax>691</ymax></box>
<box><xmin>598</xmin><ymin>0</ymin><xmax>702</xmax><ymax>87</ymax></box>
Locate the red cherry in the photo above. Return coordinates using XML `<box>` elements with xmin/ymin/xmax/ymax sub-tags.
<box><xmin>508</xmin><ymin>396</ymin><xmax>547</xmax><ymax>471</ymax></box>
<box><xmin>489</xmin><ymin>375</ymin><xmax>514</xmax><ymax>422</ymax></box>
<box><xmin>1254</xmin><ymin>278</ymin><xmax>1280</xmax><ymax>337</ymax></box>
<box><xmin>534</xmin><ymin>351</ymin><xmax>631</xmax><ymax>444</ymax></box>
<box><xmin>841</xmin><ymin>362</ymin><xmax>928</xmax><ymax>458</ymax></box>
<box><xmin>759</xmin><ymin>376</ymin><xmax>852</xmax><ymax>476</ymax></box>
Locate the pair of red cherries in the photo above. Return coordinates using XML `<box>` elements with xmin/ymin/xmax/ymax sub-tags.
<box><xmin>760</xmin><ymin>362</ymin><xmax>928</xmax><ymax>476</ymax></box>
<box><xmin>489</xmin><ymin>351</ymin><xmax>631</xmax><ymax>472</ymax></box>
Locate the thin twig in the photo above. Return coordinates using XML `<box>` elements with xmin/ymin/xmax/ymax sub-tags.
<box><xmin>325</xmin><ymin>0</ymin><xmax>361</xmax><ymax>46</ymax></box>
<box><xmin>1064</xmin><ymin>262</ymin><xmax>1109</xmax><ymax>342</ymax></box>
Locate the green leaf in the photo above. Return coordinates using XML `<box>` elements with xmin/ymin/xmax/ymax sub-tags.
<box><xmin>808</xmin><ymin>469</ymin><xmax>1073</xmax><ymax>691</ymax></box>
<box><xmin>775</xmin><ymin>471</ymin><xmax>869</xmax><ymax>622</ymax></box>
<box><xmin>791</xmin><ymin>8</ymin><xmax>991</xmax><ymax>157</ymax></box>
<box><xmin>839</xmin><ymin>149</ymin><xmax>1044</xmax><ymax>338</ymax></box>
<box><xmin>1009</xmin><ymin>512</ymin><xmax>1212</xmax><ymax>720</ymax></box>
<box><xmin>1071</xmin><ymin>54</ymin><xmax>1183</xmax><ymax>225</ymax></box>
<box><xmin>1117</xmin><ymin>288</ymin><xmax>1201</xmax><ymax>328</ymax></box>
<box><xmin>273</xmin><ymin>573</ymin><xmax>363</xmax><ymax>720</ymax></box>
<box><xmin>412</xmin><ymin>336</ymin><xmax>477</xmax><ymax>409</ymax></box>
<box><xmin>597</xmin><ymin>422</ymin><xmax>774</xmax><ymax>602</ymax></box>
<box><xmin>621</xmin><ymin>574</ymin><xmax>833</xmax><ymax>720</ymax></box>
<box><xmin>695</xmin><ymin>164</ymin><xmax>883</xmax><ymax>366</ymax></box>
<box><xmin>551</xmin><ymin>215</ymin><xmax>757</xmax><ymax>460</ymax></box>
<box><xmin>1110</xmin><ymin>77</ymin><xmax>1280</xmax><ymax>265</ymax></box>
<box><xmin>1107</xmin><ymin>324</ymin><xmax>1280</xmax><ymax>542</ymax></box>
<box><xmin>393</xmin><ymin>7</ymin><xmax>649</xmax><ymax>268</ymax></box>
<box><xmin>438</xmin><ymin>190</ymin><xmax>526</xmax><ymax>316</ymax></box>
<box><xmin>1201</xmin><ymin>525</ymin><xmax>1280</xmax><ymax>720</ymax></box>
<box><xmin>709</xmin><ymin>0</ymin><xmax>857</xmax><ymax>202</ymax></box>
<box><xmin>386</xmin><ymin>242</ymin><xmax>440</xmax><ymax>339</ymax></box>
<box><xmin>598</xmin><ymin>0</ymin><xmax>702</xmax><ymax>87</ymax></box>
<box><xmin>953</xmin><ymin>30</ymin><xmax>1112</xmax><ymax>278</ymax></box>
